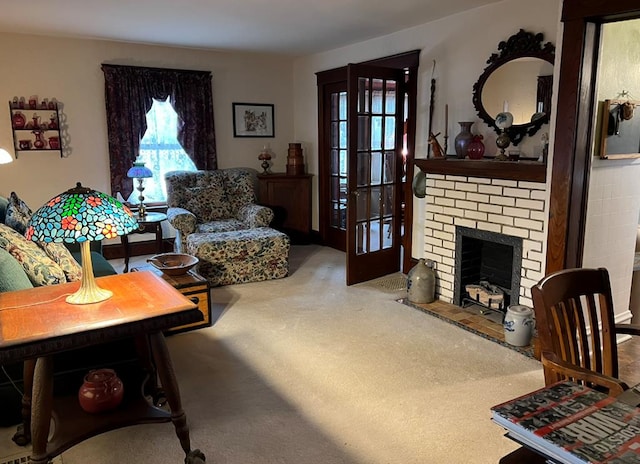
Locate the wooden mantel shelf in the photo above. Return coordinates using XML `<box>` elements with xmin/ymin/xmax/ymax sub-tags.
<box><xmin>414</xmin><ymin>158</ymin><xmax>547</xmax><ymax>183</ymax></box>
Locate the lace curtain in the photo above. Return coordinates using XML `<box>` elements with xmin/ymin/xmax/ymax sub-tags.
<box><xmin>102</xmin><ymin>64</ymin><xmax>217</xmax><ymax>199</ymax></box>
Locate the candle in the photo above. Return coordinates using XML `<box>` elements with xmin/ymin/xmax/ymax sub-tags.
<box><xmin>444</xmin><ymin>104</ymin><xmax>449</xmax><ymax>137</ymax></box>
<box><xmin>503</xmin><ymin>100</ymin><xmax>509</xmax><ymax>112</ymax></box>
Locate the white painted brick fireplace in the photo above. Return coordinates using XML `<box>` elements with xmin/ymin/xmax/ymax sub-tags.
<box><xmin>423</xmin><ymin>173</ymin><xmax>548</xmax><ymax>308</ymax></box>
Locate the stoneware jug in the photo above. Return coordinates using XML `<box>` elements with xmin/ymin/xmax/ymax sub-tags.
<box><xmin>78</xmin><ymin>368</ymin><xmax>124</xmax><ymax>414</ymax></box>
<box><xmin>503</xmin><ymin>305</ymin><xmax>535</xmax><ymax>346</ymax></box>
<box><xmin>407</xmin><ymin>258</ymin><xmax>436</xmax><ymax>304</ymax></box>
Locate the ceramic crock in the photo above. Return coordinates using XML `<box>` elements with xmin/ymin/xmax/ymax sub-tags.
<box><xmin>503</xmin><ymin>305</ymin><xmax>535</xmax><ymax>347</ymax></box>
<box><xmin>407</xmin><ymin>258</ymin><xmax>436</xmax><ymax>304</ymax></box>
<box><xmin>78</xmin><ymin>368</ymin><xmax>124</xmax><ymax>414</ymax></box>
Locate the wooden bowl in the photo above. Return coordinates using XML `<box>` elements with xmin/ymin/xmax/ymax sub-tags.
<box><xmin>147</xmin><ymin>253</ymin><xmax>199</xmax><ymax>276</ymax></box>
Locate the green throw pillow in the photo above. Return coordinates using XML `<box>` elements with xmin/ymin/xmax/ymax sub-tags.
<box><xmin>0</xmin><ymin>248</ymin><xmax>33</xmax><ymax>292</ymax></box>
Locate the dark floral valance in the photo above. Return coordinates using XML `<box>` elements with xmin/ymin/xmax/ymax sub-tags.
<box><xmin>102</xmin><ymin>64</ymin><xmax>217</xmax><ymax>198</ymax></box>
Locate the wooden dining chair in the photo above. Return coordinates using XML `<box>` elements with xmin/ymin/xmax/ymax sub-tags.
<box><xmin>499</xmin><ymin>267</ymin><xmax>640</xmax><ymax>464</ymax></box>
<box><xmin>531</xmin><ymin>267</ymin><xmax>640</xmax><ymax>396</ymax></box>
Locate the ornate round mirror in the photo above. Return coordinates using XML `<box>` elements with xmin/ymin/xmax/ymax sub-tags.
<box><xmin>472</xmin><ymin>29</ymin><xmax>555</xmax><ymax>146</ymax></box>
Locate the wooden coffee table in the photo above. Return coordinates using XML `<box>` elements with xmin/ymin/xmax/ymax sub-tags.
<box><xmin>131</xmin><ymin>264</ymin><xmax>212</xmax><ymax>334</ymax></box>
<box><xmin>0</xmin><ymin>271</ymin><xmax>205</xmax><ymax>464</ymax></box>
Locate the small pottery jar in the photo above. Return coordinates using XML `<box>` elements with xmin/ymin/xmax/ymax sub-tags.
<box><xmin>503</xmin><ymin>305</ymin><xmax>535</xmax><ymax>346</ymax></box>
<box><xmin>12</xmin><ymin>112</ymin><xmax>26</xmax><ymax>129</ymax></box>
<box><xmin>467</xmin><ymin>135</ymin><xmax>485</xmax><ymax>160</ymax></box>
<box><xmin>454</xmin><ymin>121</ymin><xmax>474</xmax><ymax>159</ymax></box>
<box><xmin>48</xmin><ymin>136</ymin><xmax>60</xmax><ymax>150</ymax></box>
<box><xmin>78</xmin><ymin>368</ymin><xmax>124</xmax><ymax>414</ymax></box>
<box><xmin>407</xmin><ymin>258</ymin><xmax>436</xmax><ymax>304</ymax></box>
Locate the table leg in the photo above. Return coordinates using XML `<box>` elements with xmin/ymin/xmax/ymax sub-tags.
<box><xmin>148</xmin><ymin>332</ymin><xmax>205</xmax><ymax>463</ymax></box>
<box><xmin>122</xmin><ymin>234</ymin><xmax>130</xmax><ymax>273</ymax></box>
<box><xmin>155</xmin><ymin>223</ymin><xmax>163</xmax><ymax>254</ymax></box>
<box><xmin>12</xmin><ymin>358</ymin><xmax>35</xmax><ymax>446</ymax></box>
<box><xmin>29</xmin><ymin>356</ymin><xmax>54</xmax><ymax>464</ymax></box>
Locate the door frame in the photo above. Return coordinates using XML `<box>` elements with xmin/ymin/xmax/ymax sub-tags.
<box><xmin>546</xmin><ymin>0</ymin><xmax>640</xmax><ymax>272</ymax></box>
<box><xmin>316</xmin><ymin>50</ymin><xmax>419</xmax><ymax>274</ymax></box>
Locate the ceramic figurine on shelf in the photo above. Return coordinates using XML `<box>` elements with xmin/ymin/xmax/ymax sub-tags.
<box><xmin>428</xmin><ymin>132</ymin><xmax>445</xmax><ymax>158</ymax></box>
<box><xmin>32</xmin><ymin>130</ymin><xmax>47</xmax><ymax>149</ymax></box>
<box><xmin>48</xmin><ymin>114</ymin><xmax>58</xmax><ymax>130</ymax></box>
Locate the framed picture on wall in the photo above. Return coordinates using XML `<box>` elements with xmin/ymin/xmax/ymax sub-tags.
<box><xmin>232</xmin><ymin>103</ymin><xmax>275</xmax><ymax>137</ymax></box>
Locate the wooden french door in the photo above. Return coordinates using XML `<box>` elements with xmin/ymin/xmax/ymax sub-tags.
<box><xmin>345</xmin><ymin>64</ymin><xmax>406</xmax><ymax>285</ymax></box>
<box><xmin>316</xmin><ymin>51</ymin><xmax>419</xmax><ymax>285</ymax></box>
<box><xmin>321</xmin><ymin>80</ymin><xmax>349</xmax><ymax>252</ymax></box>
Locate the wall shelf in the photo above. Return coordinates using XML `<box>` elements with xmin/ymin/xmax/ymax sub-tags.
<box><xmin>414</xmin><ymin>158</ymin><xmax>546</xmax><ymax>183</ymax></box>
<box><xmin>9</xmin><ymin>96</ymin><xmax>62</xmax><ymax>158</ymax></box>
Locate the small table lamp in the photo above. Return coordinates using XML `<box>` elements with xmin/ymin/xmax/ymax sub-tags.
<box><xmin>258</xmin><ymin>146</ymin><xmax>272</xmax><ymax>174</ymax></box>
<box><xmin>127</xmin><ymin>160</ymin><xmax>153</xmax><ymax>218</ymax></box>
<box><xmin>26</xmin><ymin>183</ymin><xmax>138</xmax><ymax>304</ymax></box>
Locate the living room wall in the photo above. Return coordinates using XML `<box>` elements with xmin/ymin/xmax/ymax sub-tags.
<box><xmin>0</xmin><ymin>33</ymin><xmax>296</xmax><ymax>209</ymax></box>
<box><xmin>292</xmin><ymin>0</ymin><xmax>561</xmax><ymax>253</ymax></box>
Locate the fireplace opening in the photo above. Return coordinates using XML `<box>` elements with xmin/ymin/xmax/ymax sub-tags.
<box><xmin>453</xmin><ymin>226</ymin><xmax>523</xmax><ymax>318</ymax></box>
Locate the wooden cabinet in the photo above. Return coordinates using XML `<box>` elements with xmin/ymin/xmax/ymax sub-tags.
<box><xmin>258</xmin><ymin>173</ymin><xmax>312</xmax><ymax>244</ymax></box>
<box><xmin>9</xmin><ymin>96</ymin><xmax>62</xmax><ymax>157</ymax></box>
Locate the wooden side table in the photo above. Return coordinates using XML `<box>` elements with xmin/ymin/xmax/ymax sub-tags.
<box><xmin>121</xmin><ymin>211</ymin><xmax>167</xmax><ymax>273</ymax></box>
<box><xmin>257</xmin><ymin>173</ymin><xmax>313</xmax><ymax>244</ymax></box>
<box><xmin>0</xmin><ymin>272</ymin><xmax>205</xmax><ymax>464</ymax></box>
<box><xmin>131</xmin><ymin>264</ymin><xmax>212</xmax><ymax>334</ymax></box>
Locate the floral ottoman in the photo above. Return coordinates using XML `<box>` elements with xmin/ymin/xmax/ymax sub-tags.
<box><xmin>185</xmin><ymin>227</ymin><xmax>290</xmax><ymax>286</ymax></box>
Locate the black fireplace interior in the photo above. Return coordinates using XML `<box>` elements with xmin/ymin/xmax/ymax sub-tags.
<box><xmin>454</xmin><ymin>226</ymin><xmax>523</xmax><ymax>312</ymax></box>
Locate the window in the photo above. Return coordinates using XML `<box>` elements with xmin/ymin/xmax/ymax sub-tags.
<box><xmin>127</xmin><ymin>98</ymin><xmax>196</xmax><ymax>203</ymax></box>
<box><xmin>102</xmin><ymin>64</ymin><xmax>217</xmax><ymax>202</ymax></box>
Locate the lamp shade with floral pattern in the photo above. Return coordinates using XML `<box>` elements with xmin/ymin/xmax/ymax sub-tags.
<box><xmin>26</xmin><ymin>183</ymin><xmax>138</xmax><ymax>304</ymax></box>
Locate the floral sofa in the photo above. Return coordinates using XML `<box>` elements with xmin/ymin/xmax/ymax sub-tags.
<box><xmin>166</xmin><ymin>168</ymin><xmax>290</xmax><ymax>286</ymax></box>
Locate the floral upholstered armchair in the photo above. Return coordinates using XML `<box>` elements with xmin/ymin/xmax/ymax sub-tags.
<box><xmin>165</xmin><ymin>168</ymin><xmax>274</xmax><ymax>252</ymax></box>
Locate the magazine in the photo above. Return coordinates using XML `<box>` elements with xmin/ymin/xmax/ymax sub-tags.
<box><xmin>491</xmin><ymin>381</ymin><xmax>640</xmax><ymax>463</ymax></box>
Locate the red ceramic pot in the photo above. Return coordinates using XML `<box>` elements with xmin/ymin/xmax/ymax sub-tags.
<box><xmin>467</xmin><ymin>135</ymin><xmax>485</xmax><ymax>160</ymax></box>
<box><xmin>78</xmin><ymin>368</ymin><xmax>124</xmax><ymax>414</ymax></box>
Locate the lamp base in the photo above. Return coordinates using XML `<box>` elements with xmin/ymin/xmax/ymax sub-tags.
<box><xmin>67</xmin><ymin>241</ymin><xmax>113</xmax><ymax>305</ymax></box>
<box><xmin>67</xmin><ymin>285</ymin><xmax>113</xmax><ymax>305</ymax></box>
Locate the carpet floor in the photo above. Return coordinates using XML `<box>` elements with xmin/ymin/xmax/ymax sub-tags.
<box><xmin>0</xmin><ymin>245</ymin><xmax>544</xmax><ymax>463</ymax></box>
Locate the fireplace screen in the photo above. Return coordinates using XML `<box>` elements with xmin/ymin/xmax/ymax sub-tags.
<box><xmin>453</xmin><ymin>226</ymin><xmax>523</xmax><ymax>314</ymax></box>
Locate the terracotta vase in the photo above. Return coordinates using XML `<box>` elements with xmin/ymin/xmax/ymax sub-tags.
<box><xmin>467</xmin><ymin>135</ymin><xmax>485</xmax><ymax>160</ymax></box>
<box><xmin>78</xmin><ymin>368</ymin><xmax>124</xmax><ymax>413</ymax></box>
<box><xmin>454</xmin><ymin>122</ymin><xmax>474</xmax><ymax>159</ymax></box>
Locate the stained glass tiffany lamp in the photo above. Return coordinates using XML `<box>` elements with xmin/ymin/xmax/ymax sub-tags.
<box><xmin>127</xmin><ymin>160</ymin><xmax>153</xmax><ymax>219</ymax></box>
<box><xmin>26</xmin><ymin>183</ymin><xmax>138</xmax><ymax>304</ymax></box>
